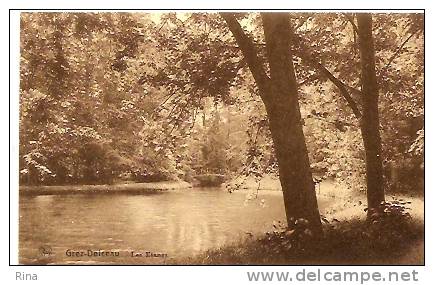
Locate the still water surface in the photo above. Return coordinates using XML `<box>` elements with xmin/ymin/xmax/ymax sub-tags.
<box><xmin>19</xmin><ymin>188</ymin><xmax>328</xmax><ymax>264</ymax></box>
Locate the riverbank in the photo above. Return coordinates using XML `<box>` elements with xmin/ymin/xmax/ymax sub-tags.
<box><xmin>19</xmin><ymin>180</ymin><xmax>192</xmax><ymax>195</ymax></box>
<box><xmin>173</xmin><ymin>177</ymin><xmax>424</xmax><ymax>265</ymax></box>
<box><xmin>173</xmin><ymin>218</ymin><xmax>423</xmax><ymax>265</ymax></box>
<box><xmin>224</xmin><ymin>175</ymin><xmax>339</xmax><ymax>193</ymax></box>
<box><xmin>226</xmin><ymin>175</ymin><xmax>424</xmax><ymax>223</ymax></box>
<box><xmin>223</xmin><ymin>175</ymin><xmax>282</xmax><ymax>191</ymax></box>
<box><xmin>173</xmin><ymin>206</ymin><xmax>423</xmax><ymax>265</ymax></box>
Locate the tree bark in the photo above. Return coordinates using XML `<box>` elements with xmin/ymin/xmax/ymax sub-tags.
<box><xmin>222</xmin><ymin>12</ymin><xmax>322</xmax><ymax>235</ymax></box>
<box><xmin>357</xmin><ymin>14</ymin><xmax>385</xmax><ymax>211</ymax></box>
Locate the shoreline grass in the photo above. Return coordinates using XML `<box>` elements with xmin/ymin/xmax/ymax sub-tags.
<box><xmin>171</xmin><ymin>217</ymin><xmax>424</xmax><ymax>265</ymax></box>
<box><xmin>19</xmin><ymin>180</ymin><xmax>192</xmax><ymax>195</ymax></box>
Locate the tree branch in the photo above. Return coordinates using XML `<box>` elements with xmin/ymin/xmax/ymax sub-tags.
<box><xmin>343</xmin><ymin>13</ymin><xmax>359</xmax><ymax>35</ymax></box>
<box><xmin>219</xmin><ymin>13</ymin><xmax>271</xmax><ymax>97</ymax></box>
<box><xmin>380</xmin><ymin>29</ymin><xmax>420</xmax><ymax>75</ymax></box>
<box><xmin>310</xmin><ymin>59</ymin><xmax>362</xmax><ymax>118</ymax></box>
<box><xmin>289</xmin><ymin>30</ymin><xmax>362</xmax><ymax>118</ymax></box>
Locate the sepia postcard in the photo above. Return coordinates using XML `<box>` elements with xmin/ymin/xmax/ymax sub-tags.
<box><xmin>14</xmin><ymin>10</ymin><xmax>424</xmax><ymax>267</ymax></box>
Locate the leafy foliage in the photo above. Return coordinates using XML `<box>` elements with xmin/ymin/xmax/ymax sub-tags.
<box><xmin>19</xmin><ymin>12</ymin><xmax>423</xmax><ymax>195</ymax></box>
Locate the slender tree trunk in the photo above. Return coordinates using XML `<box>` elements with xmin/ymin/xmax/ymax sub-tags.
<box><xmin>357</xmin><ymin>14</ymin><xmax>385</xmax><ymax>212</ymax></box>
<box><xmin>221</xmin><ymin>13</ymin><xmax>322</xmax><ymax>235</ymax></box>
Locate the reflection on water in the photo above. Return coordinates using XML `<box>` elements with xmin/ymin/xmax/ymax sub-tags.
<box><xmin>19</xmin><ymin>188</ymin><xmax>326</xmax><ymax>264</ymax></box>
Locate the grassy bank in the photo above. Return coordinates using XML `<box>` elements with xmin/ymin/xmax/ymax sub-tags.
<box><xmin>174</xmin><ymin>177</ymin><xmax>424</xmax><ymax>265</ymax></box>
<box><xmin>173</xmin><ymin>219</ymin><xmax>423</xmax><ymax>265</ymax></box>
<box><xmin>173</xmin><ymin>208</ymin><xmax>423</xmax><ymax>265</ymax></box>
<box><xmin>19</xmin><ymin>180</ymin><xmax>192</xmax><ymax>195</ymax></box>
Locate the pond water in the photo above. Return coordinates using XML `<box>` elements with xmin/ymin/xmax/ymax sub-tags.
<box><xmin>19</xmin><ymin>188</ymin><xmax>330</xmax><ymax>264</ymax></box>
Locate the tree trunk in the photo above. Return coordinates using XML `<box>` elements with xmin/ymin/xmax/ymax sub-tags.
<box><xmin>261</xmin><ymin>13</ymin><xmax>322</xmax><ymax>235</ymax></box>
<box><xmin>357</xmin><ymin>14</ymin><xmax>385</xmax><ymax>211</ymax></box>
<box><xmin>221</xmin><ymin>12</ymin><xmax>322</xmax><ymax>235</ymax></box>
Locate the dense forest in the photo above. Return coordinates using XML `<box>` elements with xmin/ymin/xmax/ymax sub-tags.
<box><xmin>19</xmin><ymin>12</ymin><xmax>423</xmax><ymax>187</ymax></box>
<box><xmin>19</xmin><ymin>13</ymin><xmax>424</xmax><ymax>260</ymax></box>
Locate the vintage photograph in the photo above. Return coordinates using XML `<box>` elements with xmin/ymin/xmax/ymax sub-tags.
<box><xmin>18</xmin><ymin>11</ymin><xmax>424</xmax><ymax>265</ymax></box>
